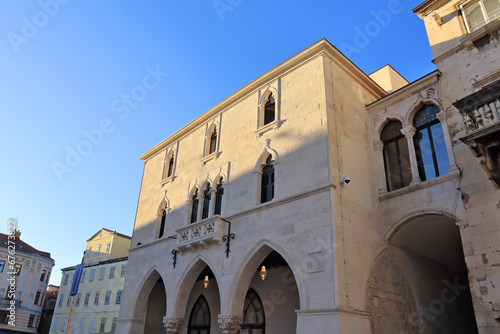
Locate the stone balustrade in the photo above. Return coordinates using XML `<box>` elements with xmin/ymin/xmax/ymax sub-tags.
<box><xmin>461</xmin><ymin>98</ymin><xmax>500</xmax><ymax>134</ymax></box>
<box><xmin>175</xmin><ymin>217</ymin><xmax>225</xmax><ymax>252</ymax></box>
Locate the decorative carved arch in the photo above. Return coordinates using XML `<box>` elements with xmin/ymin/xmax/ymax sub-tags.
<box><xmin>226</xmin><ymin>238</ymin><xmax>306</xmax><ymax>316</ymax></box>
<box><xmin>375</xmin><ymin>114</ymin><xmax>406</xmax><ymax>140</ymax></box>
<box><xmin>187</xmin><ymin>182</ymin><xmax>200</xmax><ymax>202</ymax></box>
<box><xmin>258</xmin><ymin>86</ymin><xmax>278</xmax><ymax>106</ymax></box>
<box><xmin>156</xmin><ymin>190</ymin><xmax>171</xmax><ymax>216</ymax></box>
<box><xmin>205</xmin><ymin>119</ymin><xmax>220</xmax><ymax>138</ymax></box>
<box><xmin>255</xmin><ymin>139</ymin><xmax>280</xmax><ymax>171</ymax></box>
<box><xmin>169</xmin><ymin>255</ymin><xmax>223</xmax><ymax>319</ymax></box>
<box><xmin>406</xmin><ymin>96</ymin><xmax>444</xmax><ymax>126</ymax></box>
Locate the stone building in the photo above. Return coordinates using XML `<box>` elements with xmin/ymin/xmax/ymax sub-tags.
<box><xmin>117</xmin><ymin>0</ymin><xmax>500</xmax><ymax>333</ymax></box>
<box><xmin>0</xmin><ymin>231</ymin><xmax>54</xmax><ymax>334</ymax></box>
<box><xmin>50</xmin><ymin>228</ymin><xmax>130</xmax><ymax>333</ymax></box>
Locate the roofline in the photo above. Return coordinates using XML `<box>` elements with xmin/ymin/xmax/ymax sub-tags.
<box><xmin>367</xmin><ymin>70</ymin><xmax>441</xmax><ymax>109</ymax></box>
<box><xmin>61</xmin><ymin>256</ymin><xmax>128</xmax><ymax>271</ymax></box>
<box><xmin>368</xmin><ymin>64</ymin><xmax>410</xmax><ymax>84</ymax></box>
<box><xmin>86</xmin><ymin>228</ymin><xmax>132</xmax><ymax>242</ymax></box>
<box><xmin>413</xmin><ymin>0</ymin><xmax>451</xmax><ymax>16</ymax></box>
<box><xmin>140</xmin><ymin>38</ymin><xmax>387</xmax><ymax>161</ymax></box>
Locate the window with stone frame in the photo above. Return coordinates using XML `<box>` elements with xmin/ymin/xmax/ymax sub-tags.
<box><xmin>381</xmin><ymin>120</ymin><xmax>412</xmax><ymax>191</ymax></box>
<box><xmin>261</xmin><ymin>155</ymin><xmax>275</xmax><ymax>203</ymax></box>
<box><xmin>412</xmin><ymin>104</ymin><xmax>449</xmax><ymax>181</ymax></box>
<box><xmin>239</xmin><ymin>289</ymin><xmax>266</xmax><ymax>334</ymax></box>
<box><xmin>202</xmin><ymin>183</ymin><xmax>211</xmax><ymax>220</ymax></box>
<box><xmin>162</xmin><ymin>149</ymin><xmax>176</xmax><ymax>182</ymax></box>
<box><xmin>462</xmin><ymin>0</ymin><xmax>500</xmax><ymax>32</ymax></box>
<box><xmin>158</xmin><ymin>209</ymin><xmax>167</xmax><ymax>238</ymax></box>
<box><xmin>214</xmin><ymin>178</ymin><xmax>224</xmax><ymax>215</ymax></box>
<box><xmin>190</xmin><ymin>189</ymin><xmax>200</xmax><ymax>223</ymax></box>
<box><xmin>188</xmin><ymin>295</ymin><xmax>210</xmax><ymax>334</ymax></box>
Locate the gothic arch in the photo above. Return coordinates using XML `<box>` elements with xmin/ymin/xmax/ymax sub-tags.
<box><xmin>375</xmin><ymin>114</ymin><xmax>406</xmax><ymax>139</ymax></box>
<box><xmin>258</xmin><ymin>86</ymin><xmax>278</xmax><ymax>106</ymax></box>
<box><xmin>406</xmin><ymin>96</ymin><xmax>444</xmax><ymax>126</ymax></box>
<box><xmin>169</xmin><ymin>255</ymin><xmax>223</xmax><ymax>319</ymax></box>
<box><xmin>130</xmin><ymin>268</ymin><xmax>168</xmax><ymax>319</ymax></box>
<box><xmin>226</xmin><ymin>238</ymin><xmax>306</xmax><ymax>316</ymax></box>
<box><xmin>254</xmin><ymin>139</ymin><xmax>280</xmax><ymax>171</ymax></box>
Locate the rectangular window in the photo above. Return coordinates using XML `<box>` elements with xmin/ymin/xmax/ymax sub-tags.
<box><xmin>79</xmin><ymin>317</ymin><xmax>86</xmax><ymax>333</ymax></box>
<box><xmin>104</xmin><ymin>290</ymin><xmax>111</xmax><ymax>305</ymax></box>
<box><xmin>28</xmin><ymin>314</ymin><xmax>35</xmax><ymax>328</ymax></box>
<box><xmin>100</xmin><ymin>318</ymin><xmax>106</xmax><ymax>332</ymax></box>
<box><xmin>89</xmin><ymin>317</ymin><xmax>96</xmax><ymax>333</ymax></box>
<box><xmin>84</xmin><ymin>292</ymin><xmax>90</xmax><ymax>306</ymax></box>
<box><xmin>40</xmin><ymin>269</ymin><xmax>46</xmax><ymax>282</ymax></box>
<box><xmin>66</xmin><ymin>296</ymin><xmax>71</xmax><ymax>307</ymax></box>
<box><xmin>75</xmin><ymin>293</ymin><xmax>81</xmax><ymax>307</ymax></box>
<box><xmin>89</xmin><ymin>269</ymin><xmax>95</xmax><ymax>282</ymax></box>
<box><xmin>99</xmin><ymin>267</ymin><xmax>105</xmax><ymax>280</ymax></box>
<box><xmin>0</xmin><ymin>260</ymin><xmax>5</xmax><ymax>273</ymax></box>
<box><xmin>109</xmin><ymin>266</ymin><xmax>115</xmax><ymax>279</ymax></box>
<box><xmin>111</xmin><ymin>317</ymin><xmax>118</xmax><ymax>332</ymax></box>
<box><xmin>61</xmin><ymin>318</ymin><xmax>68</xmax><ymax>332</ymax></box>
<box><xmin>52</xmin><ymin>317</ymin><xmax>59</xmax><ymax>332</ymax></box>
<box><xmin>85</xmin><ymin>247</ymin><xmax>91</xmax><ymax>257</ymax></box>
<box><xmin>34</xmin><ymin>291</ymin><xmax>41</xmax><ymax>305</ymax></box>
<box><xmin>120</xmin><ymin>264</ymin><xmax>127</xmax><ymax>277</ymax></box>
<box><xmin>462</xmin><ymin>0</ymin><xmax>500</xmax><ymax>32</ymax></box>
<box><xmin>13</xmin><ymin>264</ymin><xmax>22</xmax><ymax>276</ymax></box>
<box><xmin>105</xmin><ymin>242</ymin><xmax>111</xmax><ymax>253</ymax></box>
<box><xmin>63</xmin><ymin>273</ymin><xmax>69</xmax><ymax>285</ymax></box>
<box><xmin>0</xmin><ymin>311</ymin><xmax>8</xmax><ymax>324</ymax></box>
<box><xmin>80</xmin><ymin>270</ymin><xmax>86</xmax><ymax>283</ymax></box>
<box><xmin>94</xmin><ymin>291</ymin><xmax>100</xmax><ymax>305</ymax></box>
<box><xmin>69</xmin><ymin>318</ymin><xmax>75</xmax><ymax>332</ymax></box>
<box><xmin>58</xmin><ymin>294</ymin><xmax>64</xmax><ymax>307</ymax></box>
<box><xmin>116</xmin><ymin>290</ymin><xmax>122</xmax><ymax>304</ymax></box>
<box><xmin>94</xmin><ymin>244</ymin><xmax>101</xmax><ymax>255</ymax></box>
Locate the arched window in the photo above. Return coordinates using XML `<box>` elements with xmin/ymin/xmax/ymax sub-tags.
<box><xmin>381</xmin><ymin>120</ymin><xmax>411</xmax><ymax>191</ymax></box>
<box><xmin>158</xmin><ymin>210</ymin><xmax>166</xmax><ymax>238</ymax></box>
<box><xmin>264</xmin><ymin>94</ymin><xmax>275</xmax><ymax>125</ymax></box>
<box><xmin>214</xmin><ymin>179</ymin><xmax>224</xmax><ymax>216</ymax></box>
<box><xmin>413</xmin><ymin>105</ymin><xmax>449</xmax><ymax>181</ymax></box>
<box><xmin>162</xmin><ymin>150</ymin><xmax>175</xmax><ymax>181</ymax></box>
<box><xmin>239</xmin><ymin>289</ymin><xmax>265</xmax><ymax>334</ymax></box>
<box><xmin>202</xmin><ymin>183</ymin><xmax>211</xmax><ymax>220</ymax></box>
<box><xmin>209</xmin><ymin>129</ymin><xmax>217</xmax><ymax>155</ymax></box>
<box><xmin>188</xmin><ymin>295</ymin><xmax>210</xmax><ymax>334</ymax></box>
<box><xmin>261</xmin><ymin>156</ymin><xmax>275</xmax><ymax>203</ymax></box>
<box><xmin>167</xmin><ymin>157</ymin><xmax>174</xmax><ymax>178</ymax></box>
<box><xmin>191</xmin><ymin>189</ymin><xmax>199</xmax><ymax>224</ymax></box>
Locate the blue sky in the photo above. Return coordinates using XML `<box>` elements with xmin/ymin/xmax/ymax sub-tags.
<box><xmin>0</xmin><ymin>0</ymin><xmax>435</xmax><ymax>285</ymax></box>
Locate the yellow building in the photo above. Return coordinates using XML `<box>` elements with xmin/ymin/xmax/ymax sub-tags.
<box><xmin>50</xmin><ymin>228</ymin><xmax>130</xmax><ymax>333</ymax></box>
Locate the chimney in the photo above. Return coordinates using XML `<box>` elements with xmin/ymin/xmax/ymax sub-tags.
<box><xmin>14</xmin><ymin>230</ymin><xmax>21</xmax><ymax>239</ymax></box>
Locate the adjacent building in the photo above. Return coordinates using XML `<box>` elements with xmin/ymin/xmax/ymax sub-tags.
<box><xmin>50</xmin><ymin>229</ymin><xmax>130</xmax><ymax>334</ymax></box>
<box><xmin>37</xmin><ymin>285</ymin><xmax>58</xmax><ymax>334</ymax></box>
<box><xmin>117</xmin><ymin>0</ymin><xmax>500</xmax><ymax>333</ymax></box>
<box><xmin>0</xmin><ymin>231</ymin><xmax>54</xmax><ymax>334</ymax></box>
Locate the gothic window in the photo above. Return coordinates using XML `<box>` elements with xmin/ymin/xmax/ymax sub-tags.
<box><xmin>264</xmin><ymin>93</ymin><xmax>275</xmax><ymax>126</ymax></box>
<box><xmin>202</xmin><ymin>183</ymin><xmax>211</xmax><ymax>220</ymax></box>
<box><xmin>209</xmin><ymin>129</ymin><xmax>217</xmax><ymax>155</ymax></box>
<box><xmin>381</xmin><ymin>120</ymin><xmax>412</xmax><ymax>191</ymax></box>
<box><xmin>162</xmin><ymin>149</ymin><xmax>176</xmax><ymax>181</ymax></box>
<box><xmin>191</xmin><ymin>189</ymin><xmax>199</xmax><ymax>223</ymax></box>
<box><xmin>261</xmin><ymin>156</ymin><xmax>275</xmax><ymax>203</ymax></box>
<box><xmin>239</xmin><ymin>289</ymin><xmax>265</xmax><ymax>334</ymax></box>
<box><xmin>159</xmin><ymin>210</ymin><xmax>166</xmax><ymax>238</ymax></box>
<box><xmin>188</xmin><ymin>295</ymin><xmax>210</xmax><ymax>334</ymax></box>
<box><xmin>413</xmin><ymin>105</ymin><xmax>449</xmax><ymax>181</ymax></box>
<box><xmin>214</xmin><ymin>179</ymin><xmax>224</xmax><ymax>215</ymax></box>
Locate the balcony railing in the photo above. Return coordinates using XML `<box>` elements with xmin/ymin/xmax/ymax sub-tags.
<box><xmin>0</xmin><ymin>298</ymin><xmax>22</xmax><ymax>308</ymax></box>
<box><xmin>175</xmin><ymin>217</ymin><xmax>225</xmax><ymax>252</ymax></box>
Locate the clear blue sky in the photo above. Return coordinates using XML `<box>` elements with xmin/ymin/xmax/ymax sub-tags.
<box><xmin>0</xmin><ymin>0</ymin><xmax>435</xmax><ymax>285</ymax></box>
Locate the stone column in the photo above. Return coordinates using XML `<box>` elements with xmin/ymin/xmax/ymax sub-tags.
<box><xmin>197</xmin><ymin>192</ymin><xmax>203</xmax><ymax>221</ymax></box>
<box><xmin>401</xmin><ymin>126</ymin><xmax>421</xmax><ymax>185</ymax></box>
<box><xmin>218</xmin><ymin>315</ymin><xmax>243</xmax><ymax>334</ymax></box>
<box><xmin>163</xmin><ymin>317</ymin><xmax>183</xmax><ymax>334</ymax></box>
<box><xmin>436</xmin><ymin>111</ymin><xmax>459</xmax><ymax>172</ymax></box>
<box><xmin>373</xmin><ymin>140</ymin><xmax>387</xmax><ymax>195</ymax></box>
<box><xmin>209</xmin><ymin>187</ymin><xmax>217</xmax><ymax>216</ymax></box>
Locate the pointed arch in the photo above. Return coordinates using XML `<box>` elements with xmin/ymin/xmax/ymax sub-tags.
<box><xmin>169</xmin><ymin>255</ymin><xmax>223</xmax><ymax>319</ymax></box>
<box><xmin>226</xmin><ymin>238</ymin><xmax>306</xmax><ymax>316</ymax></box>
<box><xmin>130</xmin><ymin>268</ymin><xmax>168</xmax><ymax>320</ymax></box>
<box><xmin>406</xmin><ymin>96</ymin><xmax>443</xmax><ymax>126</ymax></box>
<box><xmin>162</xmin><ymin>145</ymin><xmax>177</xmax><ymax>182</ymax></box>
<box><xmin>257</xmin><ymin>84</ymin><xmax>281</xmax><ymax>133</ymax></box>
<box><xmin>258</xmin><ymin>86</ymin><xmax>278</xmax><ymax>106</ymax></box>
<box><xmin>188</xmin><ymin>295</ymin><xmax>211</xmax><ymax>333</ymax></box>
<box><xmin>375</xmin><ymin>114</ymin><xmax>406</xmax><ymax>139</ymax></box>
<box><xmin>203</xmin><ymin>118</ymin><xmax>221</xmax><ymax>160</ymax></box>
<box><xmin>255</xmin><ymin>139</ymin><xmax>280</xmax><ymax>171</ymax></box>
<box><xmin>155</xmin><ymin>192</ymin><xmax>171</xmax><ymax>238</ymax></box>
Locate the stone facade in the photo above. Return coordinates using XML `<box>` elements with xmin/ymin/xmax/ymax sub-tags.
<box><xmin>117</xmin><ymin>1</ymin><xmax>500</xmax><ymax>333</ymax></box>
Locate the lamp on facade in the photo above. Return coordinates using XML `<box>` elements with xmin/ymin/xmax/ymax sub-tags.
<box><xmin>260</xmin><ymin>266</ymin><xmax>267</xmax><ymax>280</ymax></box>
<box><xmin>203</xmin><ymin>276</ymin><xmax>209</xmax><ymax>288</ymax></box>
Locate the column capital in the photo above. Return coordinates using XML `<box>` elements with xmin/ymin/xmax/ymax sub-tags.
<box><xmin>218</xmin><ymin>315</ymin><xmax>243</xmax><ymax>334</ymax></box>
<box><xmin>436</xmin><ymin>110</ymin><xmax>447</xmax><ymax>123</ymax></box>
<box><xmin>163</xmin><ymin>317</ymin><xmax>183</xmax><ymax>333</ymax></box>
<box><xmin>401</xmin><ymin>126</ymin><xmax>416</xmax><ymax>138</ymax></box>
<box><xmin>372</xmin><ymin>140</ymin><xmax>384</xmax><ymax>151</ymax></box>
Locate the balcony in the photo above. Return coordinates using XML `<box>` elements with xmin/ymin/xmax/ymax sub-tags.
<box><xmin>175</xmin><ymin>217</ymin><xmax>225</xmax><ymax>252</ymax></box>
<box><xmin>0</xmin><ymin>298</ymin><xmax>22</xmax><ymax>308</ymax></box>
<box><xmin>454</xmin><ymin>80</ymin><xmax>500</xmax><ymax>187</ymax></box>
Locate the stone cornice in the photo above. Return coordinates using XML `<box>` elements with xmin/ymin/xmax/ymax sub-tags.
<box><xmin>413</xmin><ymin>0</ymin><xmax>452</xmax><ymax>17</ymax></box>
<box><xmin>367</xmin><ymin>70</ymin><xmax>440</xmax><ymax>111</ymax></box>
<box><xmin>140</xmin><ymin>39</ymin><xmax>386</xmax><ymax>161</ymax></box>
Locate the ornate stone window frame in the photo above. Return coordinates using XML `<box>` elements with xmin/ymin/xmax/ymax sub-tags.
<box><xmin>161</xmin><ymin>144</ymin><xmax>178</xmax><ymax>185</ymax></box>
<box><xmin>253</xmin><ymin>139</ymin><xmax>280</xmax><ymax>204</ymax></box>
<box><xmin>154</xmin><ymin>191</ymin><xmax>171</xmax><ymax>239</ymax></box>
<box><xmin>255</xmin><ymin>84</ymin><xmax>281</xmax><ymax>137</ymax></box>
<box><xmin>201</xmin><ymin>117</ymin><xmax>221</xmax><ymax>165</ymax></box>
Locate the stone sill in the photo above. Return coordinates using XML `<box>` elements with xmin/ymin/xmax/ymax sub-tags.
<box><xmin>254</xmin><ymin>120</ymin><xmax>279</xmax><ymax>137</ymax></box>
<box><xmin>379</xmin><ymin>169</ymin><xmax>460</xmax><ymax>201</ymax></box>
<box><xmin>461</xmin><ymin>18</ymin><xmax>500</xmax><ymax>50</ymax></box>
<box><xmin>200</xmin><ymin>151</ymin><xmax>219</xmax><ymax>165</ymax></box>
